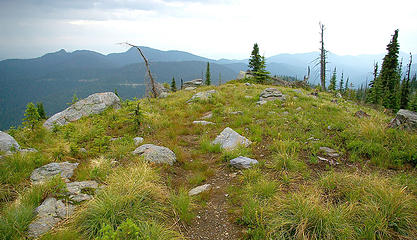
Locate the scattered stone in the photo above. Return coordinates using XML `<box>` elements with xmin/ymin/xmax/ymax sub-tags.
<box><xmin>244</xmin><ymin>95</ymin><xmax>252</xmax><ymax>99</ymax></box>
<box><xmin>355</xmin><ymin>110</ymin><xmax>370</xmax><ymax>118</ymax></box>
<box><xmin>229</xmin><ymin>111</ymin><xmax>243</xmax><ymax>115</ymax></box>
<box><xmin>307</xmin><ymin>137</ymin><xmax>319</xmax><ymax>141</ymax></box>
<box><xmin>79</xmin><ymin>148</ymin><xmax>87</xmax><ymax>153</ymax></box>
<box><xmin>132</xmin><ymin>144</ymin><xmax>176</xmax><ymax>165</ymax></box>
<box><xmin>296</xmin><ymin>107</ymin><xmax>302</xmax><ymax>111</ymax></box>
<box><xmin>317</xmin><ymin>156</ymin><xmax>339</xmax><ymax>166</ymax></box>
<box><xmin>389</xmin><ymin>109</ymin><xmax>417</xmax><ymax>130</ymax></box>
<box><xmin>19</xmin><ymin>148</ymin><xmax>38</xmax><ymax>154</ymax></box>
<box><xmin>336</xmin><ymin>92</ymin><xmax>343</xmax><ymax>98</ymax></box>
<box><xmin>244</xmin><ymin>82</ymin><xmax>252</xmax><ymax>86</ymax></box>
<box><xmin>28</xmin><ymin>197</ymin><xmax>75</xmax><ymax>238</ymax></box>
<box><xmin>188</xmin><ymin>184</ymin><xmax>211</xmax><ymax>196</ymax></box>
<box><xmin>66</xmin><ymin>181</ymin><xmax>98</xmax><ymax>195</ymax></box>
<box><xmin>0</xmin><ymin>131</ymin><xmax>20</xmax><ymax>152</ymax></box>
<box><xmin>187</xmin><ymin>90</ymin><xmax>216</xmax><ymax>103</ymax></box>
<box><xmin>319</xmin><ymin>147</ymin><xmax>340</xmax><ymax>157</ymax></box>
<box><xmin>268</xmin><ymin>111</ymin><xmax>276</xmax><ymax>115</ymax></box>
<box><xmin>256</xmin><ymin>100</ymin><xmax>267</xmax><ymax>105</ymax></box>
<box><xmin>293</xmin><ymin>96</ymin><xmax>298</xmax><ymax>100</ymax></box>
<box><xmin>230</xmin><ymin>156</ymin><xmax>258</xmax><ymax>169</ymax></box>
<box><xmin>327</xmin><ymin>125</ymin><xmax>332</xmax><ymax>130</ymax></box>
<box><xmin>293</xmin><ymin>89</ymin><xmax>303</xmax><ymax>94</ymax></box>
<box><xmin>110</xmin><ymin>137</ymin><xmax>122</xmax><ymax>142</ymax></box>
<box><xmin>31</xmin><ymin>162</ymin><xmax>79</xmax><ymax>184</ymax></box>
<box><xmin>158</xmin><ymin>92</ymin><xmax>169</xmax><ymax>98</ymax></box>
<box><xmin>183</xmin><ymin>79</ymin><xmax>204</xmax><ymax>88</ymax></box>
<box><xmin>201</xmin><ymin>112</ymin><xmax>213</xmax><ymax>119</ymax></box>
<box><xmin>212</xmin><ymin>127</ymin><xmax>252</xmax><ymax>150</ymax></box>
<box><xmin>193</xmin><ymin>121</ymin><xmax>214</xmax><ymax>125</ymax></box>
<box><xmin>43</xmin><ymin>92</ymin><xmax>121</xmax><ymax>130</ymax></box>
<box><xmin>259</xmin><ymin>88</ymin><xmax>286</xmax><ymax>102</ymax></box>
<box><xmin>282</xmin><ymin>111</ymin><xmax>289</xmax><ymax>116</ymax></box>
<box><xmin>133</xmin><ymin>137</ymin><xmax>144</xmax><ymax>146</ymax></box>
<box><xmin>70</xmin><ymin>194</ymin><xmax>92</xmax><ymax>203</ymax></box>
<box><xmin>184</xmin><ymin>87</ymin><xmax>197</xmax><ymax>91</ymax></box>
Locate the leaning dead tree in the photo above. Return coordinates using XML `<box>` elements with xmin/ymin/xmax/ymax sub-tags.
<box><xmin>303</xmin><ymin>66</ymin><xmax>310</xmax><ymax>84</ymax></box>
<box><xmin>319</xmin><ymin>22</ymin><xmax>327</xmax><ymax>91</ymax></box>
<box><xmin>123</xmin><ymin>42</ymin><xmax>157</xmax><ymax>98</ymax></box>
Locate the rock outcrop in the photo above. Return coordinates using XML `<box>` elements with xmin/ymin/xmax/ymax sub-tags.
<box><xmin>30</xmin><ymin>162</ymin><xmax>79</xmax><ymax>184</ymax></box>
<box><xmin>43</xmin><ymin>92</ymin><xmax>121</xmax><ymax>130</ymax></box>
<box><xmin>258</xmin><ymin>88</ymin><xmax>286</xmax><ymax>103</ymax></box>
<box><xmin>230</xmin><ymin>156</ymin><xmax>258</xmax><ymax>169</ymax></box>
<box><xmin>183</xmin><ymin>79</ymin><xmax>204</xmax><ymax>88</ymax></box>
<box><xmin>389</xmin><ymin>109</ymin><xmax>417</xmax><ymax>130</ymax></box>
<box><xmin>132</xmin><ymin>144</ymin><xmax>176</xmax><ymax>165</ymax></box>
<box><xmin>0</xmin><ymin>131</ymin><xmax>20</xmax><ymax>152</ymax></box>
<box><xmin>212</xmin><ymin>127</ymin><xmax>252</xmax><ymax>150</ymax></box>
<box><xmin>187</xmin><ymin>90</ymin><xmax>216</xmax><ymax>103</ymax></box>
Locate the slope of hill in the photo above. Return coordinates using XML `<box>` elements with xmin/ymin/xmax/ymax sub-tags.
<box><xmin>1</xmin><ymin>82</ymin><xmax>416</xmax><ymax>239</ymax></box>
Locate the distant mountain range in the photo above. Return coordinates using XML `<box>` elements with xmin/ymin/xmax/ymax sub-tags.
<box><xmin>0</xmin><ymin>46</ymin><xmax>415</xmax><ymax>130</ymax></box>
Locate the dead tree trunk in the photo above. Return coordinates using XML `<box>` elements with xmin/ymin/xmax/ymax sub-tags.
<box><xmin>319</xmin><ymin>23</ymin><xmax>326</xmax><ymax>91</ymax></box>
<box><xmin>304</xmin><ymin>66</ymin><xmax>310</xmax><ymax>83</ymax></box>
<box><xmin>123</xmin><ymin>42</ymin><xmax>157</xmax><ymax>98</ymax></box>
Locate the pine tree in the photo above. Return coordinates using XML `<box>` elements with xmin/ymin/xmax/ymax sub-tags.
<box><xmin>36</xmin><ymin>102</ymin><xmax>46</xmax><ymax>120</ymax></box>
<box><xmin>367</xmin><ymin>62</ymin><xmax>380</xmax><ymax>104</ymax></box>
<box><xmin>339</xmin><ymin>72</ymin><xmax>344</xmax><ymax>93</ymax></box>
<box><xmin>255</xmin><ymin>55</ymin><xmax>270</xmax><ymax>83</ymax></box>
<box><xmin>171</xmin><ymin>77</ymin><xmax>177</xmax><ymax>92</ymax></box>
<box><xmin>205</xmin><ymin>62</ymin><xmax>211</xmax><ymax>85</ymax></box>
<box><xmin>69</xmin><ymin>93</ymin><xmax>79</xmax><ymax>105</ymax></box>
<box><xmin>248</xmin><ymin>43</ymin><xmax>261</xmax><ymax>73</ymax></box>
<box><xmin>379</xmin><ymin>29</ymin><xmax>400</xmax><ymax>109</ymax></box>
<box><xmin>410</xmin><ymin>74</ymin><xmax>417</xmax><ymax>92</ymax></box>
<box><xmin>329</xmin><ymin>67</ymin><xmax>337</xmax><ymax>92</ymax></box>
<box><xmin>409</xmin><ymin>93</ymin><xmax>417</xmax><ymax>111</ymax></box>
<box><xmin>400</xmin><ymin>53</ymin><xmax>412</xmax><ymax>109</ymax></box>
<box><xmin>23</xmin><ymin>102</ymin><xmax>40</xmax><ymax>130</ymax></box>
<box><xmin>345</xmin><ymin>77</ymin><xmax>349</xmax><ymax>94</ymax></box>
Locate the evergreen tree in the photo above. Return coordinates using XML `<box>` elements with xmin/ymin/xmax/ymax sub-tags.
<box><xmin>367</xmin><ymin>62</ymin><xmax>380</xmax><ymax>104</ymax></box>
<box><xmin>400</xmin><ymin>53</ymin><xmax>412</xmax><ymax>109</ymax></box>
<box><xmin>339</xmin><ymin>72</ymin><xmax>344</xmax><ymax>93</ymax></box>
<box><xmin>345</xmin><ymin>77</ymin><xmax>349</xmax><ymax>94</ymax></box>
<box><xmin>248</xmin><ymin>43</ymin><xmax>261</xmax><ymax>73</ymax></box>
<box><xmin>171</xmin><ymin>77</ymin><xmax>177</xmax><ymax>92</ymax></box>
<box><xmin>254</xmin><ymin>55</ymin><xmax>270</xmax><ymax>83</ymax></box>
<box><xmin>218</xmin><ymin>72</ymin><xmax>222</xmax><ymax>85</ymax></box>
<box><xmin>114</xmin><ymin>88</ymin><xmax>119</xmax><ymax>98</ymax></box>
<box><xmin>410</xmin><ymin>74</ymin><xmax>417</xmax><ymax>92</ymax></box>
<box><xmin>180</xmin><ymin>78</ymin><xmax>184</xmax><ymax>90</ymax></box>
<box><xmin>23</xmin><ymin>102</ymin><xmax>40</xmax><ymax>130</ymax></box>
<box><xmin>36</xmin><ymin>102</ymin><xmax>46</xmax><ymax>120</ymax></box>
<box><xmin>329</xmin><ymin>67</ymin><xmax>337</xmax><ymax>92</ymax></box>
<box><xmin>409</xmin><ymin>93</ymin><xmax>417</xmax><ymax>111</ymax></box>
<box><xmin>205</xmin><ymin>62</ymin><xmax>211</xmax><ymax>85</ymax></box>
<box><xmin>379</xmin><ymin>29</ymin><xmax>400</xmax><ymax>109</ymax></box>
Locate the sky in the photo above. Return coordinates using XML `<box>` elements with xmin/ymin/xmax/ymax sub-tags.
<box><xmin>0</xmin><ymin>0</ymin><xmax>416</xmax><ymax>60</ymax></box>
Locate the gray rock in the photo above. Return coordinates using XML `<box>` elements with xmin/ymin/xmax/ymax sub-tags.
<box><xmin>201</xmin><ymin>112</ymin><xmax>213</xmax><ymax>119</ymax></box>
<box><xmin>66</xmin><ymin>181</ymin><xmax>98</xmax><ymax>195</ymax></box>
<box><xmin>282</xmin><ymin>111</ymin><xmax>289</xmax><ymax>116</ymax></box>
<box><xmin>212</xmin><ymin>127</ymin><xmax>252</xmax><ymax>150</ymax></box>
<box><xmin>187</xmin><ymin>90</ymin><xmax>216</xmax><ymax>103</ymax></box>
<box><xmin>389</xmin><ymin>109</ymin><xmax>417</xmax><ymax>130</ymax></box>
<box><xmin>188</xmin><ymin>184</ymin><xmax>211</xmax><ymax>196</ymax></box>
<box><xmin>244</xmin><ymin>95</ymin><xmax>252</xmax><ymax>99</ymax></box>
<box><xmin>79</xmin><ymin>148</ymin><xmax>87</xmax><ymax>153</ymax></box>
<box><xmin>133</xmin><ymin>137</ymin><xmax>144</xmax><ymax>146</ymax></box>
<box><xmin>336</xmin><ymin>92</ymin><xmax>343</xmax><ymax>98</ymax></box>
<box><xmin>245</xmin><ymin>82</ymin><xmax>252</xmax><ymax>86</ymax></box>
<box><xmin>256</xmin><ymin>100</ymin><xmax>267</xmax><ymax>105</ymax></box>
<box><xmin>293</xmin><ymin>89</ymin><xmax>303</xmax><ymax>94</ymax></box>
<box><xmin>132</xmin><ymin>144</ymin><xmax>176</xmax><ymax>165</ymax></box>
<box><xmin>19</xmin><ymin>148</ymin><xmax>38</xmax><ymax>154</ymax></box>
<box><xmin>43</xmin><ymin>92</ymin><xmax>121</xmax><ymax>130</ymax></box>
<box><xmin>229</xmin><ymin>111</ymin><xmax>243</xmax><ymax>115</ymax></box>
<box><xmin>296</xmin><ymin>107</ymin><xmax>302</xmax><ymax>111</ymax></box>
<box><xmin>183</xmin><ymin>79</ymin><xmax>204</xmax><ymax>88</ymax></box>
<box><xmin>28</xmin><ymin>197</ymin><xmax>75</xmax><ymax>238</ymax></box>
<box><xmin>259</xmin><ymin>88</ymin><xmax>286</xmax><ymax>102</ymax></box>
<box><xmin>193</xmin><ymin>121</ymin><xmax>214</xmax><ymax>125</ymax></box>
<box><xmin>236</xmin><ymin>71</ymin><xmax>254</xmax><ymax>80</ymax></box>
<box><xmin>319</xmin><ymin>147</ymin><xmax>340</xmax><ymax>157</ymax></box>
<box><xmin>355</xmin><ymin>110</ymin><xmax>370</xmax><ymax>118</ymax></box>
<box><xmin>70</xmin><ymin>194</ymin><xmax>92</xmax><ymax>203</ymax></box>
<box><xmin>0</xmin><ymin>131</ymin><xmax>20</xmax><ymax>152</ymax></box>
<box><xmin>110</xmin><ymin>137</ymin><xmax>122</xmax><ymax>142</ymax></box>
<box><xmin>230</xmin><ymin>156</ymin><xmax>258</xmax><ymax>169</ymax></box>
<box><xmin>31</xmin><ymin>162</ymin><xmax>79</xmax><ymax>184</ymax></box>
<box><xmin>184</xmin><ymin>87</ymin><xmax>197</xmax><ymax>91</ymax></box>
<box><xmin>158</xmin><ymin>92</ymin><xmax>169</xmax><ymax>98</ymax></box>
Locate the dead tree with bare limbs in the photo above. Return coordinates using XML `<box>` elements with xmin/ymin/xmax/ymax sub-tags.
<box><xmin>319</xmin><ymin>23</ymin><xmax>327</xmax><ymax>91</ymax></box>
<box><xmin>122</xmin><ymin>42</ymin><xmax>157</xmax><ymax>98</ymax></box>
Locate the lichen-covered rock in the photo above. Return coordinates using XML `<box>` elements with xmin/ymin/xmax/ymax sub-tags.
<box><xmin>183</xmin><ymin>79</ymin><xmax>204</xmax><ymax>88</ymax></box>
<box><xmin>189</xmin><ymin>184</ymin><xmax>211</xmax><ymax>196</ymax></box>
<box><xmin>28</xmin><ymin>197</ymin><xmax>75</xmax><ymax>238</ymax></box>
<box><xmin>0</xmin><ymin>131</ymin><xmax>20</xmax><ymax>152</ymax></box>
<box><xmin>132</xmin><ymin>144</ymin><xmax>176</xmax><ymax>165</ymax></box>
<box><xmin>134</xmin><ymin>137</ymin><xmax>144</xmax><ymax>146</ymax></box>
<box><xmin>66</xmin><ymin>181</ymin><xmax>98</xmax><ymax>195</ymax></box>
<box><xmin>43</xmin><ymin>92</ymin><xmax>121</xmax><ymax>130</ymax></box>
<box><xmin>389</xmin><ymin>109</ymin><xmax>417</xmax><ymax>130</ymax></box>
<box><xmin>259</xmin><ymin>88</ymin><xmax>286</xmax><ymax>102</ymax></box>
<box><xmin>230</xmin><ymin>156</ymin><xmax>258</xmax><ymax>169</ymax></box>
<box><xmin>212</xmin><ymin>127</ymin><xmax>252</xmax><ymax>150</ymax></box>
<box><xmin>187</xmin><ymin>90</ymin><xmax>216</xmax><ymax>103</ymax></box>
<box><xmin>193</xmin><ymin>120</ymin><xmax>214</xmax><ymax>125</ymax></box>
<box><xmin>30</xmin><ymin>162</ymin><xmax>79</xmax><ymax>184</ymax></box>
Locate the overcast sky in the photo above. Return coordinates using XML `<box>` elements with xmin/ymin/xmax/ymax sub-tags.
<box><xmin>0</xmin><ymin>0</ymin><xmax>416</xmax><ymax>60</ymax></box>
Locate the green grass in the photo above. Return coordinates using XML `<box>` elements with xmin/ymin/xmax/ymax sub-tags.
<box><xmin>170</xmin><ymin>189</ymin><xmax>195</xmax><ymax>225</ymax></box>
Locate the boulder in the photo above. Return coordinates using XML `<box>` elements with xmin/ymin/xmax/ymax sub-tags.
<box><xmin>187</xmin><ymin>90</ymin><xmax>216</xmax><ymax>103</ymax></box>
<box><xmin>389</xmin><ymin>109</ymin><xmax>417</xmax><ymax>130</ymax></box>
<box><xmin>236</xmin><ymin>71</ymin><xmax>254</xmax><ymax>80</ymax></box>
<box><xmin>31</xmin><ymin>162</ymin><xmax>79</xmax><ymax>184</ymax></box>
<box><xmin>183</xmin><ymin>79</ymin><xmax>204</xmax><ymax>88</ymax></box>
<box><xmin>259</xmin><ymin>88</ymin><xmax>286</xmax><ymax>102</ymax></box>
<box><xmin>212</xmin><ymin>127</ymin><xmax>252</xmax><ymax>150</ymax></box>
<box><xmin>193</xmin><ymin>121</ymin><xmax>214</xmax><ymax>125</ymax></box>
<box><xmin>354</xmin><ymin>110</ymin><xmax>370</xmax><ymax>118</ymax></box>
<box><xmin>0</xmin><ymin>131</ymin><xmax>20</xmax><ymax>152</ymax></box>
<box><xmin>159</xmin><ymin>92</ymin><xmax>169</xmax><ymax>98</ymax></box>
<box><xmin>28</xmin><ymin>197</ymin><xmax>75</xmax><ymax>238</ymax></box>
<box><xmin>43</xmin><ymin>92</ymin><xmax>121</xmax><ymax>130</ymax></box>
<box><xmin>188</xmin><ymin>184</ymin><xmax>211</xmax><ymax>196</ymax></box>
<box><xmin>230</xmin><ymin>156</ymin><xmax>258</xmax><ymax>169</ymax></box>
<box><xmin>133</xmin><ymin>137</ymin><xmax>144</xmax><ymax>146</ymax></box>
<box><xmin>132</xmin><ymin>144</ymin><xmax>176</xmax><ymax>165</ymax></box>
<box><xmin>319</xmin><ymin>147</ymin><xmax>340</xmax><ymax>157</ymax></box>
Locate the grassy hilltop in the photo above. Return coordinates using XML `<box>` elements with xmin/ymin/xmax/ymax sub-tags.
<box><xmin>1</xmin><ymin>82</ymin><xmax>417</xmax><ymax>239</ymax></box>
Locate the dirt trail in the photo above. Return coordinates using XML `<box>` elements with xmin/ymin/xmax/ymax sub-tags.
<box><xmin>184</xmin><ymin>166</ymin><xmax>242</xmax><ymax>240</ymax></box>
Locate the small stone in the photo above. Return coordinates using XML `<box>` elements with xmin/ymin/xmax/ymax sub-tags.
<box><xmin>133</xmin><ymin>137</ymin><xmax>144</xmax><ymax>145</ymax></box>
<box><xmin>79</xmin><ymin>148</ymin><xmax>87</xmax><ymax>153</ymax></box>
<box><xmin>296</xmin><ymin>107</ymin><xmax>302</xmax><ymax>111</ymax></box>
<box><xmin>110</xmin><ymin>137</ymin><xmax>122</xmax><ymax>141</ymax></box>
<box><xmin>158</xmin><ymin>92</ymin><xmax>169</xmax><ymax>98</ymax></box>
<box><xmin>259</xmin><ymin>88</ymin><xmax>286</xmax><ymax>102</ymax></box>
<box><xmin>70</xmin><ymin>194</ymin><xmax>92</xmax><ymax>203</ymax></box>
<box><xmin>229</xmin><ymin>111</ymin><xmax>243</xmax><ymax>115</ymax></box>
<box><xmin>193</xmin><ymin>120</ymin><xmax>214</xmax><ymax>125</ymax></box>
<box><xmin>201</xmin><ymin>112</ymin><xmax>213</xmax><ymax>119</ymax></box>
<box><xmin>230</xmin><ymin>156</ymin><xmax>258</xmax><ymax>169</ymax></box>
<box><xmin>189</xmin><ymin>184</ymin><xmax>211</xmax><ymax>196</ymax></box>
<box><xmin>354</xmin><ymin>110</ymin><xmax>370</xmax><ymax>118</ymax></box>
<box><xmin>244</xmin><ymin>95</ymin><xmax>252</xmax><ymax>99</ymax></box>
<box><xmin>282</xmin><ymin>111</ymin><xmax>289</xmax><ymax>115</ymax></box>
<box><xmin>184</xmin><ymin>87</ymin><xmax>197</xmax><ymax>91</ymax></box>
<box><xmin>66</xmin><ymin>181</ymin><xmax>99</xmax><ymax>195</ymax></box>
<box><xmin>212</xmin><ymin>127</ymin><xmax>252</xmax><ymax>150</ymax></box>
<box><xmin>319</xmin><ymin>147</ymin><xmax>340</xmax><ymax>157</ymax></box>
<box><xmin>187</xmin><ymin>90</ymin><xmax>216</xmax><ymax>103</ymax></box>
<box><xmin>132</xmin><ymin>144</ymin><xmax>176</xmax><ymax>165</ymax></box>
<box><xmin>256</xmin><ymin>100</ymin><xmax>267</xmax><ymax>105</ymax></box>
<box><xmin>293</xmin><ymin>89</ymin><xmax>303</xmax><ymax>94</ymax></box>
